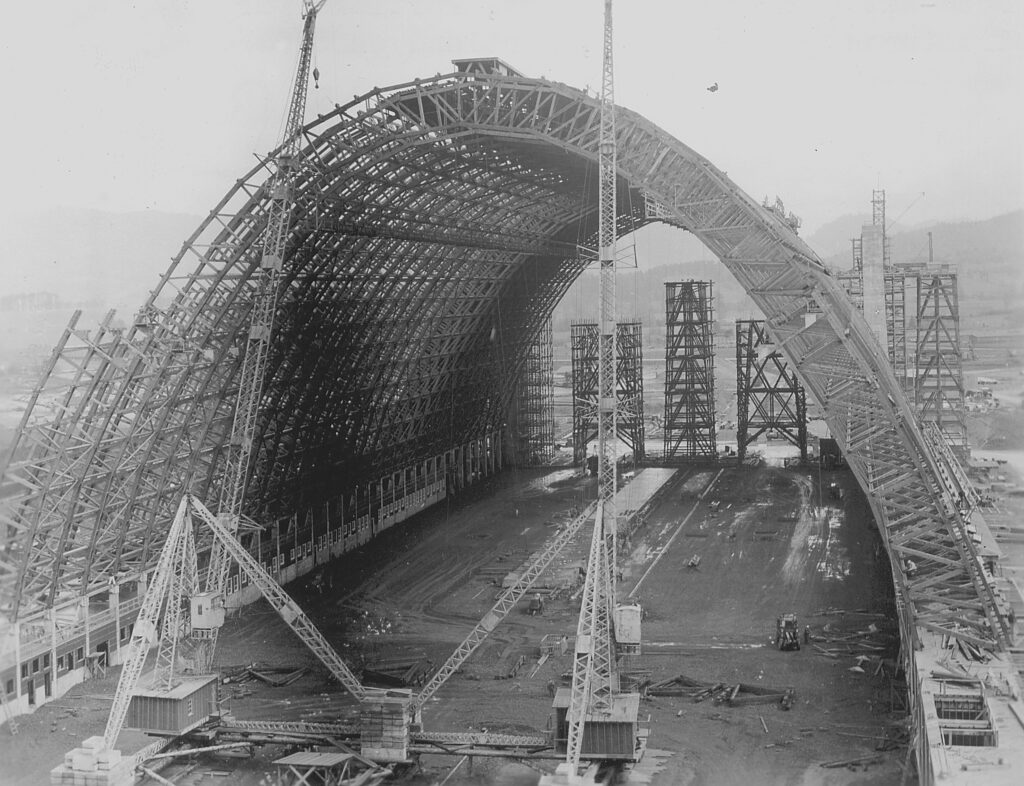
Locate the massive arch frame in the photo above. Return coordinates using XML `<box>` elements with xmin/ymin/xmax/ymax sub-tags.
<box><xmin>1</xmin><ymin>65</ymin><xmax>1007</xmax><ymax>665</ymax></box>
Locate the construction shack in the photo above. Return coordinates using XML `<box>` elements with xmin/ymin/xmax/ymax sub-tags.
<box><xmin>551</xmin><ymin>688</ymin><xmax>640</xmax><ymax>760</ymax></box>
<box><xmin>124</xmin><ymin>674</ymin><xmax>219</xmax><ymax>734</ymax></box>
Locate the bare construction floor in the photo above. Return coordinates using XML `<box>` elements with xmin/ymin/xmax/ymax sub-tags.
<box><xmin>0</xmin><ymin>462</ymin><xmax>907</xmax><ymax>785</ymax></box>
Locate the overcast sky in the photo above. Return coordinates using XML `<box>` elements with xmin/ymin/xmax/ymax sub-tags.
<box><xmin>1</xmin><ymin>0</ymin><xmax>1021</xmax><ymax>237</ymax></box>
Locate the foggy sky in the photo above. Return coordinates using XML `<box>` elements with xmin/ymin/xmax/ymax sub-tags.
<box><xmin>2</xmin><ymin>0</ymin><xmax>1021</xmax><ymax>238</ymax></box>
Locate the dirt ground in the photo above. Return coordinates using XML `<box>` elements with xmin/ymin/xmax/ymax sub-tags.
<box><xmin>0</xmin><ymin>461</ymin><xmax>910</xmax><ymax>785</ymax></box>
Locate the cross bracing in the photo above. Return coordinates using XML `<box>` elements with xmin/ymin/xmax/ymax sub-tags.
<box><xmin>735</xmin><ymin>319</ymin><xmax>807</xmax><ymax>462</ymax></box>
<box><xmin>0</xmin><ymin>65</ymin><xmax>1009</xmax><ymax>658</ymax></box>
<box><xmin>663</xmin><ymin>281</ymin><xmax>716</xmax><ymax>459</ymax></box>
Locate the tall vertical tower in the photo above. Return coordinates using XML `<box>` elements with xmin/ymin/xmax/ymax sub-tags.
<box><xmin>861</xmin><ymin>214</ymin><xmax>888</xmax><ymax>353</ymax></box>
<box><xmin>663</xmin><ymin>281</ymin><xmax>716</xmax><ymax>459</ymax></box>
<box><xmin>571</xmin><ymin>322</ymin><xmax>645</xmax><ymax>464</ymax></box>
<box><xmin>562</xmin><ymin>0</ymin><xmax>631</xmax><ymax>774</ymax></box>
<box><xmin>735</xmin><ymin>320</ymin><xmax>807</xmax><ymax>461</ymax></box>
<box><xmin>596</xmin><ymin>0</ymin><xmax>619</xmax><ymax>581</ymax></box>
<box><xmin>515</xmin><ymin>320</ymin><xmax>555</xmax><ymax>465</ymax></box>
<box><xmin>916</xmin><ymin>271</ymin><xmax>967</xmax><ymax>456</ymax></box>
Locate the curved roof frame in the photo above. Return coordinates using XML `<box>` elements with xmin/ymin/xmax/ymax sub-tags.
<box><xmin>0</xmin><ymin>69</ymin><xmax>1008</xmax><ymax>649</ymax></box>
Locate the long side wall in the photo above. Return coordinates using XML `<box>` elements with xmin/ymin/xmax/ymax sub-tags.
<box><xmin>0</xmin><ymin>430</ymin><xmax>502</xmax><ymax>723</ymax></box>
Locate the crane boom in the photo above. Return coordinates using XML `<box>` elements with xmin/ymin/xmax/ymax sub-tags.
<box><xmin>189</xmin><ymin>496</ymin><xmax>367</xmax><ymax>701</ymax></box>
<box><xmin>199</xmin><ymin>0</ymin><xmax>326</xmax><ymax>670</ymax></box>
<box><xmin>411</xmin><ymin>501</ymin><xmax>598</xmax><ymax>713</ymax></box>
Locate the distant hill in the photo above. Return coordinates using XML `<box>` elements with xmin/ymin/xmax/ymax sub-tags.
<box><xmin>815</xmin><ymin>211</ymin><xmax>1024</xmax><ymax>323</ymax></box>
<box><xmin>553</xmin><ymin>223</ymin><xmax>759</xmax><ymax>337</ymax></box>
<box><xmin>556</xmin><ymin>210</ymin><xmax>1024</xmax><ymax>338</ymax></box>
<box><xmin>3</xmin><ymin>205</ymin><xmax>1019</xmax><ymax>340</ymax></box>
<box><xmin>889</xmin><ymin>210</ymin><xmax>1023</xmax><ymax>267</ymax></box>
<box><xmin>804</xmin><ymin>213</ymin><xmax>871</xmax><ymax>258</ymax></box>
<box><xmin>818</xmin><ymin>210</ymin><xmax>1023</xmax><ymax>270</ymax></box>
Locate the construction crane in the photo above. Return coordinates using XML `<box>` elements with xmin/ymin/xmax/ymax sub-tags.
<box><xmin>104</xmin><ymin>497</ymin><xmax>193</xmax><ymax>749</ymax></box>
<box><xmin>102</xmin><ymin>494</ymin><xmax>600</xmax><ymax>754</ymax></box>
<box><xmin>410</xmin><ymin>501</ymin><xmax>598</xmax><ymax>716</ymax></box>
<box><xmin>195</xmin><ymin>0</ymin><xmax>327</xmax><ymax>672</ymax></box>
<box><xmin>103</xmin><ymin>494</ymin><xmax>367</xmax><ymax>752</ymax></box>
<box><xmin>564</xmin><ymin>0</ymin><xmax>623</xmax><ymax>774</ymax></box>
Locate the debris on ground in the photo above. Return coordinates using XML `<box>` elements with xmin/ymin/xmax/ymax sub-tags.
<box><xmin>820</xmin><ymin>753</ymin><xmax>884</xmax><ymax>769</ymax></box>
<box><xmin>644</xmin><ymin>673</ymin><xmax>795</xmax><ymax>709</ymax></box>
<box><xmin>361</xmin><ymin>658</ymin><xmax>432</xmax><ymax>688</ymax></box>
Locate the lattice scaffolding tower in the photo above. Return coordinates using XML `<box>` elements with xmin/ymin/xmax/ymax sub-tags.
<box><xmin>838</xmin><ymin>190</ymin><xmax>908</xmax><ymax>388</ymax></box>
<box><xmin>886</xmin><ymin>272</ymin><xmax>908</xmax><ymax>391</ymax></box>
<box><xmin>663</xmin><ymin>281</ymin><xmax>716</xmax><ymax>460</ymax></box>
<box><xmin>571</xmin><ymin>322</ymin><xmax>645</xmax><ymax>465</ymax></box>
<box><xmin>735</xmin><ymin>319</ymin><xmax>807</xmax><ymax>462</ymax></box>
<box><xmin>915</xmin><ymin>270</ymin><xmax>968</xmax><ymax>456</ymax></box>
<box><xmin>514</xmin><ymin>319</ymin><xmax>555</xmax><ymax>465</ymax></box>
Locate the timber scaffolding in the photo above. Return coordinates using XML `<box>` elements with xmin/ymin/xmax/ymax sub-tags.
<box><xmin>662</xmin><ymin>281</ymin><xmax>716</xmax><ymax>460</ymax></box>
<box><xmin>0</xmin><ymin>61</ymin><xmax>1019</xmax><ymax>783</ymax></box>
<box><xmin>513</xmin><ymin>319</ymin><xmax>555</xmax><ymax>466</ymax></box>
<box><xmin>914</xmin><ymin>270</ymin><xmax>967</xmax><ymax>458</ymax></box>
<box><xmin>836</xmin><ymin>251</ymin><xmax>967</xmax><ymax>457</ymax></box>
<box><xmin>832</xmin><ymin>191</ymin><xmax>965</xmax><ymax>453</ymax></box>
<box><xmin>734</xmin><ymin>319</ymin><xmax>807</xmax><ymax>462</ymax></box>
<box><xmin>570</xmin><ymin>321</ymin><xmax>645</xmax><ymax>465</ymax></box>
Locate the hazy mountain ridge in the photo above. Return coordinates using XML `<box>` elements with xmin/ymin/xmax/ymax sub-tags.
<box><xmin>804</xmin><ymin>213</ymin><xmax>872</xmax><ymax>258</ymax></box>
<box><xmin>557</xmin><ymin>212</ymin><xmax>1024</xmax><ymax>335</ymax></box>
<box><xmin>3</xmin><ymin>207</ymin><xmax>1020</xmax><ymax>337</ymax></box>
<box><xmin>816</xmin><ymin>210</ymin><xmax>1024</xmax><ymax>271</ymax></box>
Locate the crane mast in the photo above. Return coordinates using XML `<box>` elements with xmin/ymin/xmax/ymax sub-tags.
<box><xmin>565</xmin><ymin>0</ymin><xmax>620</xmax><ymax>772</ymax></box>
<box><xmin>196</xmin><ymin>0</ymin><xmax>326</xmax><ymax>671</ymax></box>
<box><xmin>103</xmin><ymin>498</ymin><xmax>193</xmax><ymax>749</ymax></box>
<box><xmin>102</xmin><ymin>494</ymin><xmax>366</xmax><ymax>752</ymax></box>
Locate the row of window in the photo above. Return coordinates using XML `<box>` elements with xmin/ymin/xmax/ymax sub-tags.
<box><xmin>215</xmin><ymin>479</ymin><xmax>456</xmax><ymax>594</ymax></box>
<box><xmin>19</xmin><ymin>652</ymin><xmax>52</xmax><ymax>678</ymax></box>
<box><xmin>14</xmin><ymin>636</ymin><xmax>118</xmax><ymax>685</ymax></box>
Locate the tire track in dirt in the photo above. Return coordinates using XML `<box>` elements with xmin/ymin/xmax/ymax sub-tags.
<box><xmin>781</xmin><ymin>473</ymin><xmax>827</xmax><ymax>585</ymax></box>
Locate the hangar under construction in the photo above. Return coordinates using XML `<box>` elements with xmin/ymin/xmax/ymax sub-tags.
<box><xmin>0</xmin><ymin>2</ymin><xmax>1021</xmax><ymax>785</ymax></box>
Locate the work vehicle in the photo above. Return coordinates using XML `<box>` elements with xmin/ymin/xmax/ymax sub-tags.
<box><xmin>776</xmin><ymin>613</ymin><xmax>801</xmax><ymax>651</ymax></box>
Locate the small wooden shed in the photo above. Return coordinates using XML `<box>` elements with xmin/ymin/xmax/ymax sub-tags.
<box><xmin>551</xmin><ymin>688</ymin><xmax>640</xmax><ymax>760</ymax></box>
<box><xmin>124</xmin><ymin>674</ymin><xmax>218</xmax><ymax>735</ymax></box>
<box><xmin>274</xmin><ymin>751</ymin><xmax>356</xmax><ymax>785</ymax></box>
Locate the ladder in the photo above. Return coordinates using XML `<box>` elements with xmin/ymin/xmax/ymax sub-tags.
<box><xmin>0</xmin><ymin>688</ymin><xmax>18</xmax><ymax>735</ymax></box>
<box><xmin>922</xmin><ymin>421</ymin><xmax>980</xmax><ymax>511</ymax></box>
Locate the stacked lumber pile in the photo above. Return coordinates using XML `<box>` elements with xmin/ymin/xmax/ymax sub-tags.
<box><xmin>645</xmin><ymin>673</ymin><xmax>795</xmax><ymax>709</ymax></box>
<box><xmin>219</xmin><ymin>663</ymin><xmax>307</xmax><ymax>697</ymax></box>
<box><xmin>808</xmin><ymin>617</ymin><xmax>898</xmax><ymax>676</ymax></box>
<box><xmin>362</xmin><ymin>658</ymin><xmax>432</xmax><ymax>688</ymax></box>
<box><xmin>247</xmin><ymin>666</ymin><xmax>308</xmax><ymax>687</ymax></box>
<box><xmin>360</xmin><ymin>699</ymin><xmax>411</xmax><ymax>763</ymax></box>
